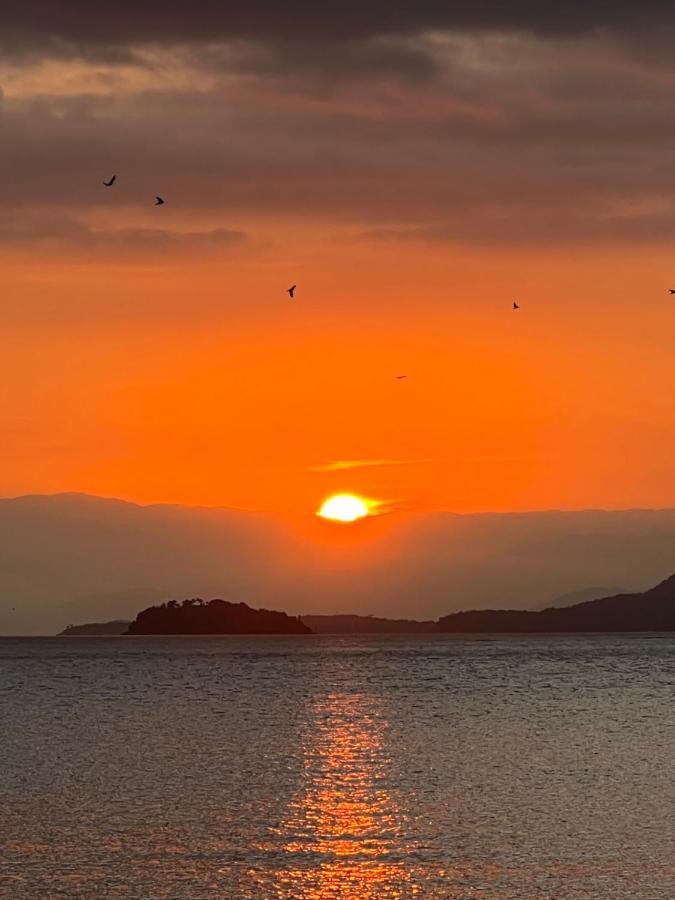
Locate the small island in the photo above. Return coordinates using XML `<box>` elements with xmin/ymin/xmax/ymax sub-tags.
<box><xmin>125</xmin><ymin>598</ymin><xmax>312</xmax><ymax>635</ymax></box>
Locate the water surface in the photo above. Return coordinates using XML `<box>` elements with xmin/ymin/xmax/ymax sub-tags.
<box><xmin>1</xmin><ymin>635</ymin><xmax>674</xmax><ymax>898</ymax></box>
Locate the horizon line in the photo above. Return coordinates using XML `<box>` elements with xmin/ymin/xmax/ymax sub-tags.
<box><xmin>1</xmin><ymin>489</ymin><xmax>675</xmax><ymax>518</ymax></box>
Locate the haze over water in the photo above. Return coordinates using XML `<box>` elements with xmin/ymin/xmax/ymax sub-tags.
<box><xmin>2</xmin><ymin>635</ymin><xmax>674</xmax><ymax>898</ymax></box>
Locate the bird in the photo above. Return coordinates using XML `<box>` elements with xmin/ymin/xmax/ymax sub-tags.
<box><xmin>669</xmin><ymin>289</ymin><xmax>675</xmax><ymax>295</ymax></box>
<box><xmin>155</xmin><ymin>196</ymin><xmax>165</xmax><ymax>206</ymax></box>
<box><xmin>103</xmin><ymin>175</ymin><xmax>116</xmax><ymax>187</ymax></box>
<box><xmin>396</xmin><ymin>375</ymin><xmax>408</xmax><ymax>379</ymax></box>
<box><xmin>287</xmin><ymin>284</ymin><xmax>296</xmax><ymax>298</ymax></box>
<box><xmin>513</xmin><ymin>302</ymin><xmax>520</xmax><ymax>310</ymax></box>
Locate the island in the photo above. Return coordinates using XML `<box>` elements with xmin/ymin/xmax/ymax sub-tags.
<box><xmin>125</xmin><ymin>598</ymin><xmax>312</xmax><ymax>635</ymax></box>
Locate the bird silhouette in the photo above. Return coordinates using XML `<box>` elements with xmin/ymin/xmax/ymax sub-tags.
<box><xmin>103</xmin><ymin>175</ymin><xmax>116</xmax><ymax>187</ymax></box>
<box><xmin>155</xmin><ymin>196</ymin><xmax>165</xmax><ymax>206</ymax></box>
<box><xmin>513</xmin><ymin>302</ymin><xmax>520</xmax><ymax>310</ymax></box>
<box><xmin>287</xmin><ymin>284</ymin><xmax>296</xmax><ymax>298</ymax></box>
<box><xmin>396</xmin><ymin>375</ymin><xmax>408</xmax><ymax>379</ymax></box>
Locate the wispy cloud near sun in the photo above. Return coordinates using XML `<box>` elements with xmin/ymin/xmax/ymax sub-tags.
<box><xmin>309</xmin><ymin>459</ymin><xmax>433</xmax><ymax>472</ymax></box>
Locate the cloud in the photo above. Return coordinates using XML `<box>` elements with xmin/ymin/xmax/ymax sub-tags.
<box><xmin>0</xmin><ymin>212</ymin><xmax>245</xmax><ymax>256</ymax></box>
<box><xmin>2</xmin><ymin>17</ymin><xmax>675</xmax><ymax>248</ymax></box>
<box><xmin>359</xmin><ymin>206</ymin><xmax>675</xmax><ymax>247</ymax></box>
<box><xmin>220</xmin><ymin>35</ymin><xmax>441</xmax><ymax>86</ymax></box>
<box><xmin>310</xmin><ymin>459</ymin><xmax>433</xmax><ymax>472</ymax></box>
<box><xmin>2</xmin><ymin>52</ymin><xmax>675</xmax><ymax>231</ymax></box>
<box><xmin>3</xmin><ymin>1</ymin><xmax>675</xmax><ymax>61</ymax></box>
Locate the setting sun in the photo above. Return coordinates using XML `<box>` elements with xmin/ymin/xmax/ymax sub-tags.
<box><xmin>318</xmin><ymin>494</ymin><xmax>370</xmax><ymax>522</ymax></box>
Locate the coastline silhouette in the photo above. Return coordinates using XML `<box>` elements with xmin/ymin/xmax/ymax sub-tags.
<box><xmin>125</xmin><ymin>597</ymin><xmax>312</xmax><ymax>634</ymax></box>
<box><xmin>61</xmin><ymin>573</ymin><xmax>675</xmax><ymax>635</ymax></box>
<box><xmin>435</xmin><ymin>575</ymin><xmax>675</xmax><ymax>632</ymax></box>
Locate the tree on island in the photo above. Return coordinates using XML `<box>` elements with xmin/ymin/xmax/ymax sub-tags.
<box><xmin>126</xmin><ymin>598</ymin><xmax>312</xmax><ymax>635</ymax></box>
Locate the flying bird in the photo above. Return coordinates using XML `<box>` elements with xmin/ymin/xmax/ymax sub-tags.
<box><xmin>287</xmin><ymin>284</ymin><xmax>296</xmax><ymax>298</ymax></box>
<box><xmin>155</xmin><ymin>196</ymin><xmax>165</xmax><ymax>206</ymax></box>
<box><xmin>513</xmin><ymin>302</ymin><xmax>520</xmax><ymax>310</ymax></box>
<box><xmin>103</xmin><ymin>175</ymin><xmax>116</xmax><ymax>187</ymax></box>
<box><xmin>396</xmin><ymin>375</ymin><xmax>408</xmax><ymax>380</ymax></box>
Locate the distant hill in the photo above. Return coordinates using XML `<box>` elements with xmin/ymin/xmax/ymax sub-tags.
<box><xmin>531</xmin><ymin>586</ymin><xmax>627</xmax><ymax>611</ymax></box>
<box><xmin>59</xmin><ymin>620</ymin><xmax>130</xmax><ymax>636</ymax></box>
<box><xmin>60</xmin><ymin>574</ymin><xmax>675</xmax><ymax>635</ymax></box>
<box><xmin>436</xmin><ymin>575</ymin><xmax>675</xmax><ymax>632</ymax></box>
<box><xmin>4</xmin><ymin>492</ymin><xmax>675</xmax><ymax>634</ymax></box>
<box><xmin>126</xmin><ymin>598</ymin><xmax>312</xmax><ymax>635</ymax></box>
<box><xmin>301</xmin><ymin>614</ymin><xmax>434</xmax><ymax>633</ymax></box>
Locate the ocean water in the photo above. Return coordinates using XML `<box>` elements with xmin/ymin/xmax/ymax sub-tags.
<box><xmin>1</xmin><ymin>635</ymin><xmax>674</xmax><ymax>899</ymax></box>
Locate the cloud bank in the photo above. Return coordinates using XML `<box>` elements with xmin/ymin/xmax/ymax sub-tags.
<box><xmin>2</xmin><ymin>4</ymin><xmax>675</xmax><ymax>253</ymax></box>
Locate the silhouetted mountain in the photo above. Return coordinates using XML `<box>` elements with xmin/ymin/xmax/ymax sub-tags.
<box><xmin>436</xmin><ymin>575</ymin><xmax>675</xmax><ymax>632</ymax></box>
<box><xmin>59</xmin><ymin>620</ymin><xmax>130</xmax><ymax>636</ymax></box>
<box><xmin>530</xmin><ymin>586</ymin><xmax>627</xmax><ymax>611</ymax></box>
<box><xmin>301</xmin><ymin>614</ymin><xmax>434</xmax><ymax>633</ymax></box>
<box><xmin>126</xmin><ymin>598</ymin><xmax>312</xmax><ymax>635</ymax></box>
<box><xmin>55</xmin><ymin>573</ymin><xmax>675</xmax><ymax>635</ymax></box>
<box><xmin>5</xmin><ymin>493</ymin><xmax>675</xmax><ymax>634</ymax></box>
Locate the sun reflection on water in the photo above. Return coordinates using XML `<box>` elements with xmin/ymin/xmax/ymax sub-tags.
<box><xmin>267</xmin><ymin>692</ymin><xmax>416</xmax><ymax>898</ymax></box>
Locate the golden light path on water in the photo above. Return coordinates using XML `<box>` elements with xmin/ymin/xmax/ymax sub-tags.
<box><xmin>262</xmin><ymin>692</ymin><xmax>419</xmax><ymax>898</ymax></box>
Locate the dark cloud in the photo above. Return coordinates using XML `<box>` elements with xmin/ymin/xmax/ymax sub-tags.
<box><xmin>3</xmin><ymin>70</ymin><xmax>675</xmax><ymax>231</ymax></box>
<box><xmin>3</xmin><ymin>0</ymin><xmax>675</xmax><ymax>57</ymax></box>
<box><xmin>2</xmin><ymin>11</ymin><xmax>675</xmax><ymax>248</ymax></box>
<box><xmin>220</xmin><ymin>36</ymin><xmax>441</xmax><ymax>86</ymax></box>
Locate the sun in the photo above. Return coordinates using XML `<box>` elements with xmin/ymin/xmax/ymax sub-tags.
<box><xmin>318</xmin><ymin>494</ymin><xmax>370</xmax><ymax>522</ymax></box>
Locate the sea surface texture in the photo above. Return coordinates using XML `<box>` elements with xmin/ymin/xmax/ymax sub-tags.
<box><xmin>1</xmin><ymin>635</ymin><xmax>674</xmax><ymax>898</ymax></box>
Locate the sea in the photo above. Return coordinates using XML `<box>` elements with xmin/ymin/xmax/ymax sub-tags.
<box><xmin>1</xmin><ymin>635</ymin><xmax>674</xmax><ymax>899</ymax></box>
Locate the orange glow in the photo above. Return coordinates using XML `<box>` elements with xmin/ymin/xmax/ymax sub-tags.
<box><xmin>5</xmin><ymin>24</ymin><xmax>675</xmax><ymax>519</ymax></box>
<box><xmin>3</xmin><ymin>237</ymin><xmax>675</xmax><ymax>514</ymax></box>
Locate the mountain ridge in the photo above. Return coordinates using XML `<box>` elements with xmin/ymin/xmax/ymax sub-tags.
<box><xmin>3</xmin><ymin>492</ymin><xmax>675</xmax><ymax>634</ymax></box>
<box><xmin>437</xmin><ymin>575</ymin><xmax>675</xmax><ymax>632</ymax></box>
<box><xmin>58</xmin><ymin>574</ymin><xmax>675</xmax><ymax>635</ymax></box>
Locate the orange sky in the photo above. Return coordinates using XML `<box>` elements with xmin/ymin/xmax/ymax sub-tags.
<box><xmin>3</xmin><ymin>235</ymin><xmax>675</xmax><ymax>514</ymax></box>
<box><xmin>4</xmin><ymin>13</ymin><xmax>675</xmax><ymax>515</ymax></box>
